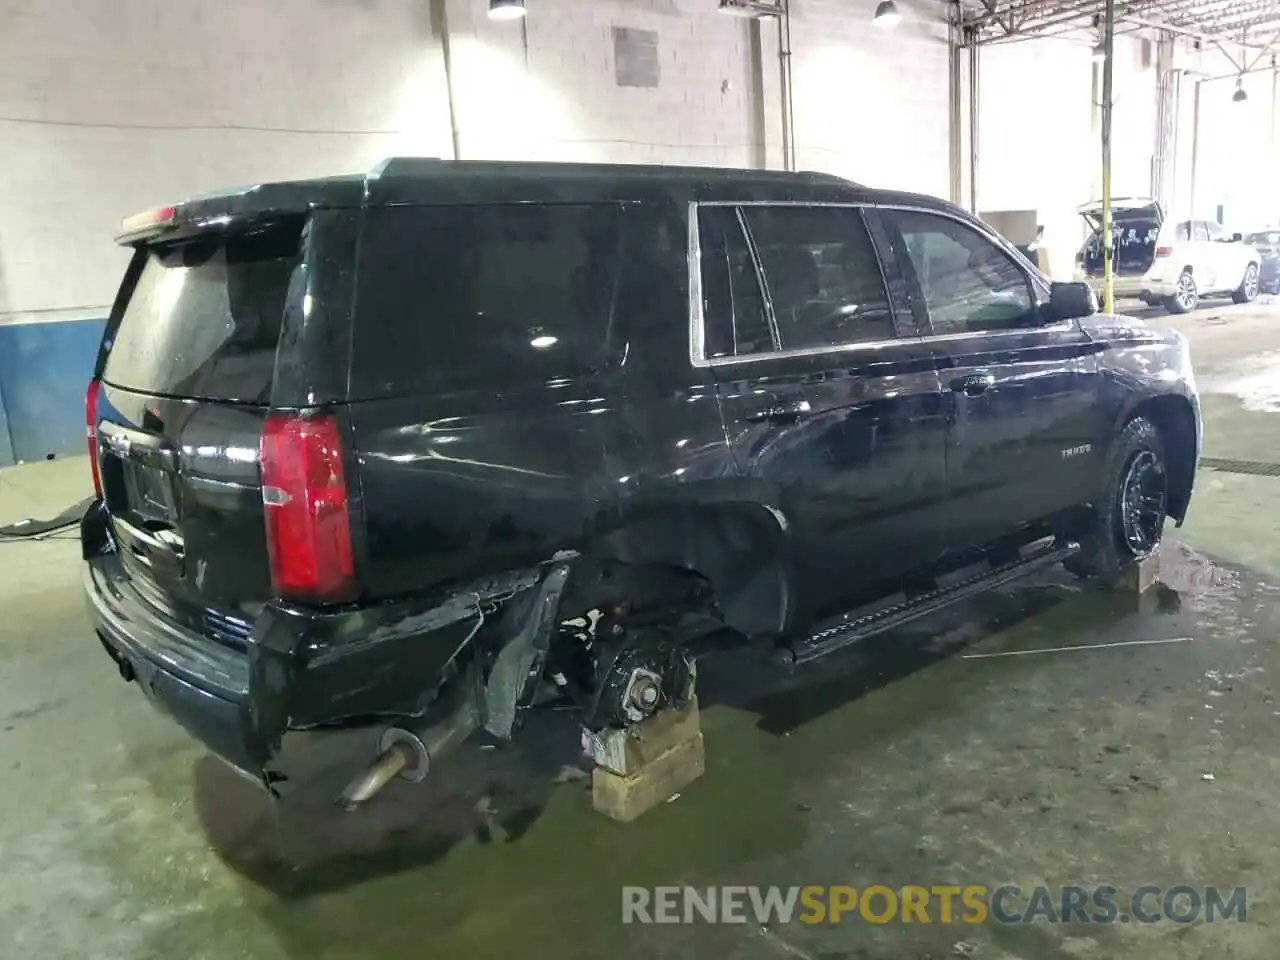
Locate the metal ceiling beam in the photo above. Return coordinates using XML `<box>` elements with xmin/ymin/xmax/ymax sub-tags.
<box><xmin>961</xmin><ymin>0</ymin><xmax>1280</xmax><ymax>50</ymax></box>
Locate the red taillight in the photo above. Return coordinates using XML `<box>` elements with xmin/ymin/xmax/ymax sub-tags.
<box><xmin>1156</xmin><ymin>245</ymin><xmax>1174</xmax><ymax>259</ymax></box>
<box><xmin>259</xmin><ymin>413</ymin><xmax>356</xmax><ymax>603</ymax></box>
<box><xmin>86</xmin><ymin>379</ymin><xmax>103</xmax><ymax>499</ymax></box>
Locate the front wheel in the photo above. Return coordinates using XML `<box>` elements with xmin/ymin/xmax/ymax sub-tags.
<box><xmin>1232</xmin><ymin>263</ymin><xmax>1261</xmax><ymax>304</ymax></box>
<box><xmin>1164</xmin><ymin>271</ymin><xmax>1198</xmax><ymax>314</ymax></box>
<box><xmin>1064</xmin><ymin>416</ymin><xmax>1169</xmax><ymax>581</ymax></box>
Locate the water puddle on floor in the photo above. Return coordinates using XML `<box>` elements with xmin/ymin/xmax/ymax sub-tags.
<box><xmin>1197</xmin><ymin>350</ymin><xmax>1280</xmax><ymax>412</ymax></box>
<box><xmin>1158</xmin><ymin>540</ymin><xmax>1239</xmax><ymax>599</ymax></box>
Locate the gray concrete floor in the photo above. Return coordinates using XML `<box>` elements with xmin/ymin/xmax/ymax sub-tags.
<box><xmin>4</xmin><ymin>300</ymin><xmax>1280</xmax><ymax>959</ymax></box>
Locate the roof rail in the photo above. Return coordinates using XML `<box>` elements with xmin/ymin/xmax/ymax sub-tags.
<box><xmin>369</xmin><ymin>156</ymin><xmax>447</xmax><ymax>179</ymax></box>
<box><xmin>797</xmin><ymin>169</ymin><xmax>859</xmax><ymax>185</ymax></box>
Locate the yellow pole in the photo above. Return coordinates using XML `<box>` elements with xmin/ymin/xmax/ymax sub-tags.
<box><xmin>1100</xmin><ymin>0</ymin><xmax>1116</xmax><ymax>313</ymax></box>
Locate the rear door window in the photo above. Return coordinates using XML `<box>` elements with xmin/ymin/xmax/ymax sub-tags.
<box><xmin>741</xmin><ymin>205</ymin><xmax>895</xmax><ymax>350</ymax></box>
<box><xmin>103</xmin><ymin>224</ymin><xmax>302</xmax><ymax>403</ymax></box>
<box><xmin>351</xmin><ymin>204</ymin><xmax>628</xmax><ymax>397</ymax></box>
<box><xmin>698</xmin><ymin>207</ymin><xmax>776</xmax><ymax>359</ymax></box>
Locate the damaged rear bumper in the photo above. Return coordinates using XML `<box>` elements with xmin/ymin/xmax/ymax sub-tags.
<box><xmin>81</xmin><ymin>502</ymin><xmax>543</xmax><ymax>783</ymax></box>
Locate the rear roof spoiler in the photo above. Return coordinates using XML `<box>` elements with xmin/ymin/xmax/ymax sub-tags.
<box><xmin>114</xmin><ymin>177</ymin><xmax>366</xmax><ymax>245</ymax></box>
<box><xmin>115</xmin><ymin>205</ymin><xmax>180</xmax><ymax>244</ymax></box>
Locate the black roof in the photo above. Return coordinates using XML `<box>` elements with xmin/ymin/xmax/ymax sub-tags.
<box><xmin>120</xmin><ymin>158</ymin><xmax>957</xmax><ymax>243</ymax></box>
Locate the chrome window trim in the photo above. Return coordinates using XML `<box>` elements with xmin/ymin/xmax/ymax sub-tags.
<box><xmin>687</xmin><ymin>199</ymin><xmax>1068</xmax><ymax>370</ymax></box>
<box><xmin>687</xmin><ymin>200</ymin><xmax>705</xmax><ymax>367</ymax></box>
<box><xmin>736</xmin><ymin>206</ymin><xmax>781</xmax><ymax>351</ymax></box>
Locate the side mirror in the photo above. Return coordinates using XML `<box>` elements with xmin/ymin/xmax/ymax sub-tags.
<box><xmin>1231</xmin><ymin>232</ymin><xmax>1244</xmax><ymax>242</ymax></box>
<box><xmin>1048</xmin><ymin>281</ymin><xmax>1098</xmax><ymax>321</ymax></box>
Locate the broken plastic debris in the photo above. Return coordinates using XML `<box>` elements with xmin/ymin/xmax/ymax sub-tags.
<box><xmin>1202</xmin><ymin>773</ymin><xmax>1215</xmax><ymax>781</ymax></box>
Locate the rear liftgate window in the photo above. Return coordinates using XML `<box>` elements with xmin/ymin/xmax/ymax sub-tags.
<box><xmin>103</xmin><ymin>224</ymin><xmax>303</xmax><ymax>403</ymax></box>
<box><xmin>351</xmin><ymin>203</ymin><xmax>644</xmax><ymax>397</ymax></box>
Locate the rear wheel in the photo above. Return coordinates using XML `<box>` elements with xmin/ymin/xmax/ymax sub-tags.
<box><xmin>1232</xmin><ymin>263</ymin><xmax>1261</xmax><ymax>304</ymax></box>
<box><xmin>1164</xmin><ymin>271</ymin><xmax>1198</xmax><ymax>314</ymax></box>
<box><xmin>1064</xmin><ymin>416</ymin><xmax>1168</xmax><ymax>581</ymax></box>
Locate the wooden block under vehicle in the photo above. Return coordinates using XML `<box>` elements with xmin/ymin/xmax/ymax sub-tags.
<box><xmin>1115</xmin><ymin>553</ymin><xmax>1160</xmax><ymax>594</ymax></box>
<box><xmin>583</xmin><ymin>697</ymin><xmax>702</xmax><ymax>777</ymax></box>
<box><xmin>591</xmin><ymin>732</ymin><xmax>706</xmax><ymax>823</ymax></box>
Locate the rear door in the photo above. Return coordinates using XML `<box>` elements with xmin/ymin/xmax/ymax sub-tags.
<box><xmin>698</xmin><ymin>202</ymin><xmax>949</xmax><ymax>619</ymax></box>
<box><xmin>343</xmin><ymin>201</ymin><xmax>640</xmax><ymax>599</ymax></box>
<box><xmin>875</xmin><ymin>204</ymin><xmax>1106</xmax><ymax>555</ymax></box>
<box><xmin>1205</xmin><ymin>220</ymin><xmax>1245</xmax><ymax>290</ymax></box>
<box><xmin>1188</xmin><ymin>220</ymin><xmax>1217</xmax><ymax>290</ymax></box>
<box><xmin>92</xmin><ymin>220</ymin><xmax>307</xmax><ymax>617</ymax></box>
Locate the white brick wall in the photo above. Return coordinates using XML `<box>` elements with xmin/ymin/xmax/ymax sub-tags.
<box><xmin>0</xmin><ymin>0</ymin><xmax>954</xmax><ymax>321</ymax></box>
<box><xmin>0</xmin><ymin>0</ymin><xmax>453</xmax><ymax>320</ymax></box>
<box><xmin>450</xmin><ymin>0</ymin><xmax>762</xmax><ymax>165</ymax></box>
<box><xmin>784</xmin><ymin>0</ymin><xmax>950</xmax><ymax>193</ymax></box>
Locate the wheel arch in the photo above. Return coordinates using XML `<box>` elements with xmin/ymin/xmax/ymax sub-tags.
<box><xmin>1119</xmin><ymin>393</ymin><xmax>1198</xmax><ymax>525</ymax></box>
<box><xmin>583</xmin><ymin>500</ymin><xmax>798</xmax><ymax>637</ymax></box>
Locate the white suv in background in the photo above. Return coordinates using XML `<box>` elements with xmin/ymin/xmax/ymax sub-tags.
<box><xmin>1075</xmin><ymin>198</ymin><xmax>1261</xmax><ymax>314</ymax></box>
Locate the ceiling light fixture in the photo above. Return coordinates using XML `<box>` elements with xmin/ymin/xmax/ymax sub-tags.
<box><xmin>873</xmin><ymin>0</ymin><xmax>901</xmax><ymax>28</ymax></box>
<box><xmin>488</xmin><ymin>0</ymin><xmax>526</xmax><ymax>21</ymax></box>
<box><xmin>1233</xmin><ymin>80</ymin><xmax>1248</xmax><ymax>102</ymax></box>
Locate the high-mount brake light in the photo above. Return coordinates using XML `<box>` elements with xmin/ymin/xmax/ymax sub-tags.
<box><xmin>118</xmin><ymin>205</ymin><xmax>178</xmax><ymax>238</ymax></box>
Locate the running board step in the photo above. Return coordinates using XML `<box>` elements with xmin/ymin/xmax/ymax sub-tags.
<box><xmin>775</xmin><ymin>541</ymin><xmax>1081</xmax><ymax>668</ymax></box>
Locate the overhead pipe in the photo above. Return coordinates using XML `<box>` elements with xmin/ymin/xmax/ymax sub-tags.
<box><xmin>948</xmin><ymin>1</ymin><xmax>964</xmax><ymax>204</ymax></box>
<box><xmin>1100</xmin><ymin>0</ymin><xmax>1116</xmax><ymax>313</ymax></box>
<box><xmin>778</xmin><ymin>0</ymin><xmax>797</xmax><ymax>171</ymax></box>
<box><xmin>1152</xmin><ymin>33</ymin><xmax>1178</xmax><ymax>214</ymax></box>
<box><xmin>1189</xmin><ymin>78</ymin><xmax>1202</xmax><ymax>217</ymax></box>
<box><xmin>967</xmin><ymin>29</ymin><xmax>980</xmax><ymax>213</ymax></box>
<box><xmin>433</xmin><ymin>0</ymin><xmax>463</xmax><ymax>160</ymax></box>
<box><xmin>1272</xmin><ymin>60</ymin><xmax>1278</xmax><ymax>179</ymax></box>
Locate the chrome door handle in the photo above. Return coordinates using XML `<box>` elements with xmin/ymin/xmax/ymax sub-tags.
<box><xmin>744</xmin><ymin>399</ymin><xmax>812</xmax><ymax>423</ymax></box>
<box><xmin>950</xmin><ymin>374</ymin><xmax>995</xmax><ymax>397</ymax></box>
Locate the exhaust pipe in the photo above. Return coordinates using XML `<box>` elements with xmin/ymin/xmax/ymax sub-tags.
<box><xmin>336</xmin><ymin>691</ymin><xmax>480</xmax><ymax>811</ymax></box>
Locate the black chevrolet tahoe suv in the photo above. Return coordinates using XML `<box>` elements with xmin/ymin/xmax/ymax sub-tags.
<box><xmin>82</xmin><ymin>159</ymin><xmax>1201</xmax><ymax>804</ymax></box>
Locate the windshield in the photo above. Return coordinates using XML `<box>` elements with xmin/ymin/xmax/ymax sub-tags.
<box><xmin>1246</xmin><ymin>231</ymin><xmax>1280</xmax><ymax>245</ymax></box>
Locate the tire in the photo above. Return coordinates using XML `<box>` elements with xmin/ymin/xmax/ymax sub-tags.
<box><xmin>1064</xmin><ymin>416</ymin><xmax>1169</xmax><ymax>581</ymax></box>
<box><xmin>1164</xmin><ymin>270</ymin><xmax>1198</xmax><ymax>314</ymax></box>
<box><xmin>1232</xmin><ymin>263</ymin><xmax>1261</xmax><ymax>304</ymax></box>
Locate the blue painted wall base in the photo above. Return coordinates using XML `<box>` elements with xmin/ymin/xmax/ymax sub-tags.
<box><xmin>0</xmin><ymin>375</ymin><xmax>14</xmax><ymax>467</ymax></box>
<box><xmin>0</xmin><ymin>318</ymin><xmax>107</xmax><ymax>467</ymax></box>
